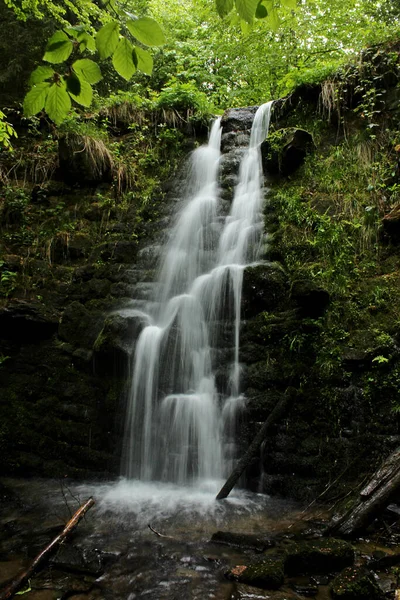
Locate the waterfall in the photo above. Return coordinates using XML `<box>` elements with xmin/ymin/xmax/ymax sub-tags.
<box><xmin>122</xmin><ymin>101</ymin><xmax>273</xmax><ymax>486</ymax></box>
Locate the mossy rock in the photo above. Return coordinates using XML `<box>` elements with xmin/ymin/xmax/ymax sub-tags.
<box><xmin>261</xmin><ymin>128</ymin><xmax>315</xmax><ymax>176</ymax></box>
<box><xmin>226</xmin><ymin>556</ymin><xmax>284</xmax><ymax>590</ymax></box>
<box><xmin>284</xmin><ymin>538</ymin><xmax>355</xmax><ymax>575</ymax></box>
<box><xmin>331</xmin><ymin>566</ymin><xmax>383</xmax><ymax>599</ymax></box>
<box><xmin>58</xmin><ymin>301</ymin><xmax>104</xmax><ymax>348</ymax></box>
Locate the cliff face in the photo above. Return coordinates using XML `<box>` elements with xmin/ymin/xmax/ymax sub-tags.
<box><xmin>1</xmin><ymin>40</ymin><xmax>400</xmax><ymax>497</ymax></box>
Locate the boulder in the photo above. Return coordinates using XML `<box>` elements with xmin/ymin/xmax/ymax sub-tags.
<box><xmin>331</xmin><ymin>566</ymin><xmax>383</xmax><ymax>599</ymax></box>
<box><xmin>261</xmin><ymin>128</ymin><xmax>315</xmax><ymax>176</ymax></box>
<box><xmin>284</xmin><ymin>538</ymin><xmax>355</xmax><ymax>575</ymax></box>
<box><xmin>221</xmin><ymin>107</ymin><xmax>259</xmax><ymax>133</ymax></box>
<box><xmin>225</xmin><ymin>556</ymin><xmax>285</xmax><ymax>590</ymax></box>
<box><xmin>58</xmin><ymin>301</ymin><xmax>104</xmax><ymax>348</ymax></box>
<box><xmin>382</xmin><ymin>204</ymin><xmax>400</xmax><ymax>241</ymax></box>
<box><xmin>290</xmin><ymin>280</ymin><xmax>330</xmax><ymax>317</ymax></box>
<box><xmin>0</xmin><ymin>301</ymin><xmax>59</xmax><ymax>341</ymax></box>
<box><xmin>93</xmin><ymin>309</ymin><xmax>148</xmax><ymax>372</ymax></box>
<box><xmin>242</xmin><ymin>263</ymin><xmax>289</xmax><ymax>317</ymax></box>
<box><xmin>210</xmin><ymin>531</ymin><xmax>275</xmax><ymax>552</ymax></box>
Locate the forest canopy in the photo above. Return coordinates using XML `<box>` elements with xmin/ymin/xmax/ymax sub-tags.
<box><xmin>0</xmin><ymin>0</ymin><xmax>399</xmax><ymax>140</ymax></box>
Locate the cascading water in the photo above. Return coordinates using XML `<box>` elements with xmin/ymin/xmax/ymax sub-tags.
<box><xmin>122</xmin><ymin>101</ymin><xmax>273</xmax><ymax>487</ymax></box>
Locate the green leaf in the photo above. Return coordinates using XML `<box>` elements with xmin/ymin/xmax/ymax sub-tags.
<box><xmin>23</xmin><ymin>82</ymin><xmax>51</xmax><ymax>117</ymax></box>
<box><xmin>77</xmin><ymin>32</ymin><xmax>96</xmax><ymax>52</ymax></box>
<box><xmin>68</xmin><ymin>78</ymin><xmax>93</xmax><ymax>107</ymax></box>
<box><xmin>45</xmin><ymin>81</ymin><xmax>71</xmax><ymax>125</ymax></box>
<box><xmin>126</xmin><ymin>17</ymin><xmax>166</xmax><ymax>47</ymax></box>
<box><xmin>72</xmin><ymin>58</ymin><xmax>103</xmax><ymax>84</ymax></box>
<box><xmin>29</xmin><ymin>66</ymin><xmax>55</xmax><ymax>85</ymax></box>
<box><xmin>65</xmin><ymin>25</ymin><xmax>85</xmax><ymax>37</ymax></box>
<box><xmin>96</xmin><ymin>21</ymin><xmax>120</xmax><ymax>59</ymax></box>
<box><xmin>43</xmin><ymin>31</ymin><xmax>73</xmax><ymax>64</ymax></box>
<box><xmin>65</xmin><ymin>73</ymin><xmax>81</xmax><ymax>96</ymax></box>
<box><xmin>112</xmin><ymin>37</ymin><xmax>136</xmax><ymax>80</ymax></box>
<box><xmin>234</xmin><ymin>0</ymin><xmax>259</xmax><ymax>23</ymax></box>
<box><xmin>216</xmin><ymin>0</ymin><xmax>234</xmax><ymax>17</ymax></box>
<box><xmin>281</xmin><ymin>0</ymin><xmax>297</xmax><ymax>8</ymax></box>
<box><xmin>134</xmin><ymin>47</ymin><xmax>153</xmax><ymax>75</ymax></box>
<box><xmin>255</xmin><ymin>0</ymin><xmax>268</xmax><ymax>18</ymax></box>
<box><xmin>267</xmin><ymin>6</ymin><xmax>280</xmax><ymax>30</ymax></box>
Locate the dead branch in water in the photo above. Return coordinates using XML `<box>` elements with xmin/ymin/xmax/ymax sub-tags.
<box><xmin>0</xmin><ymin>497</ymin><xmax>95</xmax><ymax>600</ymax></box>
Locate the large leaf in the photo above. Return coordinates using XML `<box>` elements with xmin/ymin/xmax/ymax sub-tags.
<box><xmin>43</xmin><ymin>31</ymin><xmax>73</xmax><ymax>64</ymax></box>
<box><xmin>77</xmin><ymin>32</ymin><xmax>96</xmax><ymax>52</ymax></box>
<box><xmin>126</xmin><ymin>17</ymin><xmax>166</xmax><ymax>47</ymax></box>
<box><xmin>281</xmin><ymin>0</ymin><xmax>297</xmax><ymax>8</ymax></box>
<box><xmin>68</xmin><ymin>78</ymin><xmax>93</xmax><ymax>107</ymax></box>
<box><xmin>45</xmin><ymin>81</ymin><xmax>71</xmax><ymax>125</ymax></box>
<box><xmin>255</xmin><ymin>0</ymin><xmax>268</xmax><ymax>18</ymax></box>
<box><xmin>65</xmin><ymin>73</ymin><xmax>81</xmax><ymax>96</ymax></box>
<box><xmin>134</xmin><ymin>47</ymin><xmax>153</xmax><ymax>75</ymax></box>
<box><xmin>23</xmin><ymin>82</ymin><xmax>51</xmax><ymax>117</ymax></box>
<box><xmin>234</xmin><ymin>0</ymin><xmax>259</xmax><ymax>23</ymax></box>
<box><xmin>216</xmin><ymin>0</ymin><xmax>234</xmax><ymax>17</ymax></box>
<box><xmin>96</xmin><ymin>21</ymin><xmax>120</xmax><ymax>59</ymax></box>
<box><xmin>112</xmin><ymin>37</ymin><xmax>136</xmax><ymax>80</ymax></box>
<box><xmin>29</xmin><ymin>66</ymin><xmax>54</xmax><ymax>85</ymax></box>
<box><xmin>267</xmin><ymin>5</ymin><xmax>280</xmax><ymax>30</ymax></box>
<box><xmin>72</xmin><ymin>59</ymin><xmax>103</xmax><ymax>84</ymax></box>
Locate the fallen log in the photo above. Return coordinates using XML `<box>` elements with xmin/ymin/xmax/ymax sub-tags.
<box><xmin>325</xmin><ymin>447</ymin><xmax>400</xmax><ymax>537</ymax></box>
<box><xmin>0</xmin><ymin>497</ymin><xmax>95</xmax><ymax>600</ymax></box>
<box><xmin>216</xmin><ymin>391</ymin><xmax>293</xmax><ymax>500</ymax></box>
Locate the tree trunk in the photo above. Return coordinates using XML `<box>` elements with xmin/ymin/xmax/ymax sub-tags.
<box><xmin>216</xmin><ymin>391</ymin><xmax>293</xmax><ymax>500</ymax></box>
<box><xmin>0</xmin><ymin>497</ymin><xmax>95</xmax><ymax>600</ymax></box>
<box><xmin>326</xmin><ymin>447</ymin><xmax>400</xmax><ymax>537</ymax></box>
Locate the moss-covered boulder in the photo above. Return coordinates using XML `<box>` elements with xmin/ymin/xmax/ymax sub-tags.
<box><xmin>284</xmin><ymin>538</ymin><xmax>355</xmax><ymax>575</ymax></box>
<box><xmin>261</xmin><ymin>128</ymin><xmax>315</xmax><ymax>176</ymax></box>
<box><xmin>331</xmin><ymin>566</ymin><xmax>383</xmax><ymax>599</ymax></box>
<box><xmin>225</xmin><ymin>556</ymin><xmax>285</xmax><ymax>590</ymax></box>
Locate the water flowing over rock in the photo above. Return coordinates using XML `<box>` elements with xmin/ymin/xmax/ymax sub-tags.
<box><xmin>121</xmin><ymin>102</ymin><xmax>273</xmax><ymax>485</ymax></box>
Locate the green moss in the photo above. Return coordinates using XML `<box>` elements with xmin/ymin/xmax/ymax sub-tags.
<box><xmin>331</xmin><ymin>566</ymin><xmax>383</xmax><ymax>599</ymax></box>
<box><xmin>284</xmin><ymin>538</ymin><xmax>355</xmax><ymax>575</ymax></box>
<box><xmin>227</xmin><ymin>556</ymin><xmax>285</xmax><ymax>590</ymax></box>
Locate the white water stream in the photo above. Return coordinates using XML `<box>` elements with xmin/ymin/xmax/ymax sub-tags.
<box><xmin>122</xmin><ymin>102</ymin><xmax>273</xmax><ymax>487</ymax></box>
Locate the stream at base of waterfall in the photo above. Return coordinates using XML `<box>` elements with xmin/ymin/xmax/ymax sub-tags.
<box><xmin>122</xmin><ymin>102</ymin><xmax>273</xmax><ymax>488</ymax></box>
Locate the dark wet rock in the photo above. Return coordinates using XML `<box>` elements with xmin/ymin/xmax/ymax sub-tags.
<box><xmin>261</xmin><ymin>128</ymin><xmax>315</xmax><ymax>176</ymax></box>
<box><xmin>291</xmin><ymin>583</ymin><xmax>318</xmax><ymax>597</ymax></box>
<box><xmin>58</xmin><ymin>301</ymin><xmax>104</xmax><ymax>348</ymax></box>
<box><xmin>50</xmin><ymin>545</ymin><xmax>104</xmax><ymax>575</ymax></box>
<box><xmin>225</xmin><ymin>555</ymin><xmax>285</xmax><ymax>590</ymax></box>
<box><xmin>0</xmin><ymin>301</ymin><xmax>59</xmax><ymax>341</ymax></box>
<box><xmin>382</xmin><ymin>204</ymin><xmax>400</xmax><ymax>241</ymax></box>
<box><xmin>242</xmin><ymin>263</ymin><xmax>289</xmax><ymax>317</ymax></box>
<box><xmin>210</xmin><ymin>531</ymin><xmax>275</xmax><ymax>552</ymax></box>
<box><xmin>284</xmin><ymin>538</ymin><xmax>355</xmax><ymax>575</ymax></box>
<box><xmin>290</xmin><ymin>279</ymin><xmax>330</xmax><ymax>318</ymax></box>
<box><xmin>93</xmin><ymin>310</ymin><xmax>148</xmax><ymax>371</ymax></box>
<box><xmin>59</xmin><ymin>134</ymin><xmax>113</xmax><ymax>185</ymax></box>
<box><xmin>221</xmin><ymin>107</ymin><xmax>258</xmax><ymax>133</ymax></box>
<box><xmin>330</xmin><ymin>566</ymin><xmax>383</xmax><ymax>599</ymax></box>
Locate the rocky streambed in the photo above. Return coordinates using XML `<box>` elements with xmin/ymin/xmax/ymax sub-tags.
<box><xmin>1</xmin><ymin>478</ymin><xmax>399</xmax><ymax>600</ymax></box>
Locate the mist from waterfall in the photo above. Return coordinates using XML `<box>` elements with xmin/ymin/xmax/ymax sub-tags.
<box><xmin>122</xmin><ymin>101</ymin><xmax>273</xmax><ymax>486</ymax></box>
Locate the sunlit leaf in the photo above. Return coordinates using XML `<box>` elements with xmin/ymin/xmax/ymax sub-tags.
<box><xmin>126</xmin><ymin>17</ymin><xmax>166</xmax><ymax>46</ymax></box>
<box><xmin>216</xmin><ymin>0</ymin><xmax>234</xmax><ymax>17</ymax></box>
<box><xmin>72</xmin><ymin>58</ymin><xmax>103</xmax><ymax>84</ymax></box>
<box><xmin>96</xmin><ymin>21</ymin><xmax>120</xmax><ymax>59</ymax></box>
<box><xmin>234</xmin><ymin>0</ymin><xmax>259</xmax><ymax>23</ymax></box>
<box><xmin>29</xmin><ymin>66</ymin><xmax>54</xmax><ymax>85</ymax></box>
<box><xmin>268</xmin><ymin>6</ymin><xmax>280</xmax><ymax>30</ymax></box>
<box><xmin>43</xmin><ymin>31</ymin><xmax>73</xmax><ymax>64</ymax></box>
<box><xmin>134</xmin><ymin>46</ymin><xmax>153</xmax><ymax>75</ymax></box>
<box><xmin>112</xmin><ymin>37</ymin><xmax>136</xmax><ymax>80</ymax></box>
<box><xmin>77</xmin><ymin>32</ymin><xmax>96</xmax><ymax>52</ymax></box>
<box><xmin>45</xmin><ymin>80</ymin><xmax>71</xmax><ymax>124</ymax></box>
<box><xmin>281</xmin><ymin>0</ymin><xmax>297</xmax><ymax>9</ymax></box>
<box><xmin>68</xmin><ymin>78</ymin><xmax>93</xmax><ymax>107</ymax></box>
<box><xmin>23</xmin><ymin>82</ymin><xmax>51</xmax><ymax>116</ymax></box>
